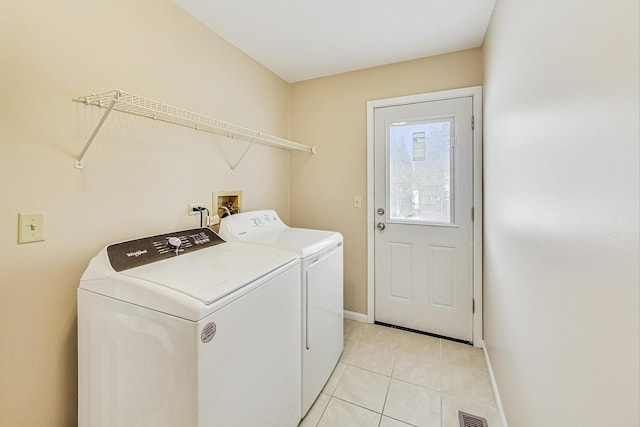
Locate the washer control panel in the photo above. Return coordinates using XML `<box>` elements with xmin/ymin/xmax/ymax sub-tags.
<box><xmin>107</xmin><ymin>228</ymin><xmax>224</xmax><ymax>272</ymax></box>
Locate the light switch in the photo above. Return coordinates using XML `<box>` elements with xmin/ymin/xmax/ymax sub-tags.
<box><xmin>353</xmin><ymin>195</ymin><xmax>362</xmax><ymax>208</ymax></box>
<box><xmin>18</xmin><ymin>212</ymin><xmax>45</xmax><ymax>244</ymax></box>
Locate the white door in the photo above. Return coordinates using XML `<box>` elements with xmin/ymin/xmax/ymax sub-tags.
<box><xmin>374</xmin><ymin>97</ymin><xmax>474</xmax><ymax>342</ymax></box>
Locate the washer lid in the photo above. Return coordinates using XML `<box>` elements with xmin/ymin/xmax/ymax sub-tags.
<box><xmin>120</xmin><ymin>242</ymin><xmax>297</xmax><ymax>305</ymax></box>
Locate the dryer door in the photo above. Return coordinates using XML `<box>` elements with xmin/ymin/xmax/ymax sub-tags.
<box><xmin>303</xmin><ymin>245</ymin><xmax>344</xmax><ymax>415</ymax></box>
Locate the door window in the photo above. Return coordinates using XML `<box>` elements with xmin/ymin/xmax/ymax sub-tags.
<box><xmin>387</xmin><ymin>118</ymin><xmax>454</xmax><ymax>224</ymax></box>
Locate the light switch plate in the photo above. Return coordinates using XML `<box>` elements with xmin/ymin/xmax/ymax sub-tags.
<box><xmin>353</xmin><ymin>195</ymin><xmax>362</xmax><ymax>208</ymax></box>
<box><xmin>18</xmin><ymin>212</ymin><xmax>45</xmax><ymax>244</ymax></box>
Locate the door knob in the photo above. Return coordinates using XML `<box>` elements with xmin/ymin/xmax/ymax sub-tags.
<box><xmin>377</xmin><ymin>222</ymin><xmax>386</xmax><ymax>231</ymax></box>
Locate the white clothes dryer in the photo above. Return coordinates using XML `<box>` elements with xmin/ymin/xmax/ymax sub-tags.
<box><xmin>78</xmin><ymin>227</ymin><xmax>301</xmax><ymax>427</ymax></box>
<box><xmin>219</xmin><ymin>210</ymin><xmax>343</xmax><ymax>416</ymax></box>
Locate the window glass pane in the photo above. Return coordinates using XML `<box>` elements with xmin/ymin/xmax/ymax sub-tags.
<box><xmin>388</xmin><ymin>119</ymin><xmax>453</xmax><ymax>223</ymax></box>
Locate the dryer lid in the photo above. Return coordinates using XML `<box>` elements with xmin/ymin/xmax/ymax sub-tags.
<box><xmin>219</xmin><ymin>210</ymin><xmax>343</xmax><ymax>258</ymax></box>
<box><xmin>236</xmin><ymin>228</ymin><xmax>342</xmax><ymax>258</ymax></box>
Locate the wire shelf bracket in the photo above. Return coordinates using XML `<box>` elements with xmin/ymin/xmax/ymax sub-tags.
<box><xmin>72</xmin><ymin>89</ymin><xmax>316</xmax><ymax>169</ymax></box>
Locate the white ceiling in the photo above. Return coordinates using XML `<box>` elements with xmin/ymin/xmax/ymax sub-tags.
<box><xmin>172</xmin><ymin>0</ymin><xmax>496</xmax><ymax>83</ymax></box>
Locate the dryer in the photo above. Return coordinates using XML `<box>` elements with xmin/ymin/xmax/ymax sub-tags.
<box><xmin>78</xmin><ymin>227</ymin><xmax>301</xmax><ymax>427</ymax></box>
<box><xmin>218</xmin><ymin>210</ymin><xmax>343</xmax><ymax>416</ymax></box>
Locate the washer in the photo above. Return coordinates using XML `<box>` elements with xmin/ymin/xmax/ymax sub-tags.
<box><xmin>219</xmin><ymin>210</ymin><xmax>343</xmax><ymax>416</ymax></box>
<box><xmin>78</xmin><ymin>227</ymin><xmax>301</xmax><ymax>427</ymax></box>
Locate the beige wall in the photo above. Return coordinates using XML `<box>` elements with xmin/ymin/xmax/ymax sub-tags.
<box><xmin>289</xmin><ymin>49</ymin><xmax>483</xmax><ymax>314</ymax></box>
<box><xmin>482</xmin><ymin>0</ymin><xmax>640</xmax><ymax>425</ymax></box>
<box><xmin>0</xmin><ymin>1</ymin><xmax>293</xmax><ymax>426</ymax></box>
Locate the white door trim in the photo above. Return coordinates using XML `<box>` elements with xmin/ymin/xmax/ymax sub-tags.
<box><xmin>366</xmin><ymin>86</ymin><xmax>484</xmax><ymax>346</ymax></box>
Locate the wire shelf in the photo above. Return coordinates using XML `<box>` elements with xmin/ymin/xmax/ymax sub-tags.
<box><xmin>72</xmin><ymin>89</ymin><xmax>315</xmax><ymax>168</ymax></box>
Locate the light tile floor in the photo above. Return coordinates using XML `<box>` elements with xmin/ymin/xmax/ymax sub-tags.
<box><xmin>299</xmin><ymin>320</ymin><xmax>502</xmax><ymax>427</ymax></box>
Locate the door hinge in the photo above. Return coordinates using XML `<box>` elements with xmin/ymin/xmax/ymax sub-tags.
<box><xmin>472</xmin><ymin>115</ymin><xmax>475</xmax><ymax>130</ymax></box>
<box><xmin>472</xmin><ymin>298</ymin><xmax>475</xmax><ymax>314</ymax></box>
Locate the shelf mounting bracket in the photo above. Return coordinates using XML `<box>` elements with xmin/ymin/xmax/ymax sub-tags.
<box><xmin>230</xmin><ymin>141</ymin><xmax>255</xmax><ymax>171</ymax></box>
<box><xmin>74</xmin><ymin>98</ymin><xmax>117</xmax><ymax>169</ymax></box>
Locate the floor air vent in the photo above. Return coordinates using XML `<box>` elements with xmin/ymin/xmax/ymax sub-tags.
<box><xmin>459</xmin><ymin>411</ymin><xmax>489</xmax><ymax>427</ymax></box>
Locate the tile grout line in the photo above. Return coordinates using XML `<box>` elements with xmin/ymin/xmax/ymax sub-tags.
<box><xmin>350</xmin><ymin>322</ymin><xmax>396</xmax><ymax>426</ymax></box>
<box><xmin>378</xmin><ymin>341</ymin><xmax>396</xmax><ymax>426</ymax></box>
<box><xmin>329</xmin><ymin>395</ymin><xmax>420</xmax><ymax>427</ymax></box>
<box><xmin>315</xmin><ymin>399</ymin><xmax>329</xmax><ymax>427</ymax></box>
<box><xmin>330</xmin><ymin>395</ymin><xmax>383</xmax><ymax>417</ymax></box>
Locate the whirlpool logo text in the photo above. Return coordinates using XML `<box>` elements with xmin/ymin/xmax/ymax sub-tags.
<box><xmin>126</xmin><ymin>249</ymin><xmax>148</xmax><ymax>258</ymax></box>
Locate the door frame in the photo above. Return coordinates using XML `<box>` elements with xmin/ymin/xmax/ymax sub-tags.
<box><xmin>366</xmin><ymin>86</ymin><xmax>484</xmax><ymax>346</ymax></box>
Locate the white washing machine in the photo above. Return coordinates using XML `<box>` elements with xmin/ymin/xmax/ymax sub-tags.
<box><xmin>78</xmin><ymin>227</ymin><xmax>301</xmax><ymax>427</ymax></box>
<box><xmin>219</xmin><ymin>210</ymin><xmax>343</xmax><ymax>416</ymax></box>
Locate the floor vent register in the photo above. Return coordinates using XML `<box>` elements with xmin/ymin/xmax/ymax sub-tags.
<box><xmin>459</xmin><ymin>411</ymin><xmax>489</xmax><ymax>427</ymax></box>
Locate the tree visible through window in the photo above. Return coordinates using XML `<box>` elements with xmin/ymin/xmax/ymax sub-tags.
<box><xmin>388</xmin><ymin>119</ymin><xmax>453</xmax><ymax>223</ymax></box>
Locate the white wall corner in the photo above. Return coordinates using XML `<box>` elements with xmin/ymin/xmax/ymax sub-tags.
<box><xmin>483</xmin><ymin>345</ymin><xmax>510</xmax><ymax>427</ymax></box>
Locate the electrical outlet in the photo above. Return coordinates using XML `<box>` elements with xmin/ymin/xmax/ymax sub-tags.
<box><xmin>188</xmin><ymin>203</ymin><xmax>205</xmax><ymax>216</ymax></box>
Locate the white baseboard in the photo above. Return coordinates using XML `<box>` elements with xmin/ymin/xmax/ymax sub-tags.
<box><xmin>343</xmin><ymin>310</ymin><xmax>368</xmax><ymax>323</ymax></box>
<box><xmin>483</xmin><ymin>345</ymin><xmax>509</xmax><ymax>427</ymax></box>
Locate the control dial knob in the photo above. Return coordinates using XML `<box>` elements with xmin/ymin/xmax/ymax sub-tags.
<box><xmin>168</xmin><ymin>237</ymin><xmax>182</xmax><ymax>255</ymax></box>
